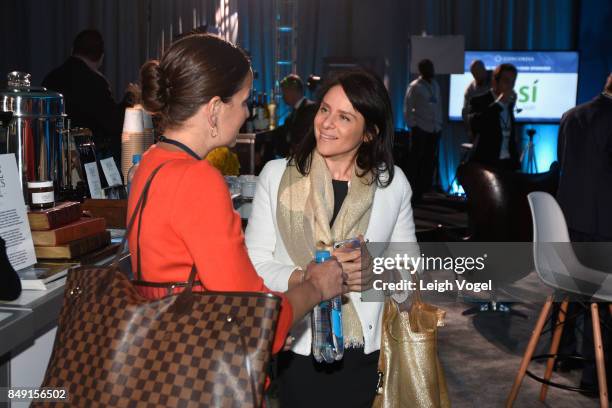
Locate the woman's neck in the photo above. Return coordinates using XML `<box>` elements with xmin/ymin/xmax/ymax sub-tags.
<box><xmin>162</xmin><ymin>127</ymin><xmax>211</xmax><ymax>158</ymax></box>
<box><xmin>324</xmin><ymin>156</ymin><xmax>355</xmax><ymax>181</ymax></box>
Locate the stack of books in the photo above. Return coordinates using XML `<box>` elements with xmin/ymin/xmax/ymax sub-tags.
<box><xmin>28</xmin><ymin>202</ymin><xmax>110</xmax><ymax>261</ymax></box>
<box><xmin>17</xmin><ymin>263</ymin><xmax>74</xmax><ymax>290</ymax></box>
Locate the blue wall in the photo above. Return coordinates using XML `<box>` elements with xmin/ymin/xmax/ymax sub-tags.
<box><xmin>236</xmin><ymin>0</ymin><xmax>611</xmax><ymax>189</ymax></box>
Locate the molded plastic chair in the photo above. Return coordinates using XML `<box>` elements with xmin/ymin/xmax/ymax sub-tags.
<box><xmin>507</xmin><ymin>191</ymin><xmax>611</xmax><ymax>407</ymax></box>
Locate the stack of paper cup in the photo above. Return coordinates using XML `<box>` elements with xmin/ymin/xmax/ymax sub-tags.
<box><xmin>121</xmin><ymin>107</ymin><xmax>145</xmax><ymax>183</ymax></box>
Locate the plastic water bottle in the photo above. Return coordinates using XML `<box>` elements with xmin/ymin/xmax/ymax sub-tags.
<box><xmin>311</xmin><ymin>250</ymin><xmax>344</xmax><ymax>363</ymax></box>
<box><xmin>126</xmin><ymin>154</ymin><xmax>141</xmax><ymax>195</ymax></box>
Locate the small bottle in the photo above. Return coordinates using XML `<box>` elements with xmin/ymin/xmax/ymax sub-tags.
<box><xmin>311</xmin><ymin>250</ymin><xmax>344</xmax><ymax>363</ymax></box>
<box><xmin>126</xmin><ymin>154</ymin><xmax>141</xmax><ymax>195</ymax></box>
<box><xmin>28</xmin><ymin>181</ymin><xmax>55</xmax><ymax>210</ymax></box>
<box><xmin>267</xmin><ymin>89</ymin><xmax>277</xmax><ymax>130</ymax></box>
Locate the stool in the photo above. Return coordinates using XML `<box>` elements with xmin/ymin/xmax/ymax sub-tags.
<box><xmin>506</xmin><ymin>297</ymin><xmax>610</xmax><ymax>407</ymax></box>
<box><xmin>508</xmin><ymin>192</ymin><xmax>612</xmax><ymax>407</ymax></box>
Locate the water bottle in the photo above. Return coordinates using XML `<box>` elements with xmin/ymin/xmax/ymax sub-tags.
<box><xmin>126</xmin><ymin>154</ymin><xmax>141</xmax><ymax>195</ymax></box>
<box><xmin>311</xmin><ymin>250</ymin><xmax>344</xmax><ymax>363</ymax></box>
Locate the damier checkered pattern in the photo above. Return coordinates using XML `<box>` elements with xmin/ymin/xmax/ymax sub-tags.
<box><xmin>33</xmin><ymin>265</ymin><xmax>281</xmax><ymax>408</ymax></box>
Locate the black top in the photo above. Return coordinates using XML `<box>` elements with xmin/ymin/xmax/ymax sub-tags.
<box><xmin>0</xmin><ymin>236</ymin><xmax>21</xmax><ymax>301</ymax></box>
<box><xmin>42</xmin><ymin>56</ymin><xmax>127</xmax><ymax>162</ymax></box>
<box><xmin>557</xmin><ymin>94</ymin><xmax>612</xmax><ymax>238</ymax></box>
<box><xmin>330</xmin><ymin>180</ymin><xmax>349</xmax><ymax>227</ymax></box>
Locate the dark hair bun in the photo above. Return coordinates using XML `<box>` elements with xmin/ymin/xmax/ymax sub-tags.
<box><xmin>140</xmin><ymin>60</ymin><xmax>165</xmax><ymax>114</ymax></box>
<box><xmin>139</xmin><ymin>34</ymin><xmax>250</xmax><ymax>130</ymax></box>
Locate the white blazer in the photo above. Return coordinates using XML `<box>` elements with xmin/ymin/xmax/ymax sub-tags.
<box><xmin>245</xmin><ymin>159</ymin><xmax>418</xmax><ymax>355</ymax></box>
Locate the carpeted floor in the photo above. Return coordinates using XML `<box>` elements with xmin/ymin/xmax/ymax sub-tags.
<box><xmin>435</xmin><ymin>295</ymin><xmax>599</xmax><ymax>407</ymax></box>
<box><xmin>414</xmin><ymin>194</ymin><xmax>600</xmax><ymax>407</ymax></box>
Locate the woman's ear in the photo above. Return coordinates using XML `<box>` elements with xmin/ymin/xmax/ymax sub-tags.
<box><xmin>206</xmin><ymin>96</ymin><xmax>222</xmax><ymax>128</ymax></box>
<box><xmin>364</xmin><ymin>125</ymin><xmax>379</xmax><ymax>142</ymax></box>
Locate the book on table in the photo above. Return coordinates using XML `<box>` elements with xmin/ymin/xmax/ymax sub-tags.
<box><xmin>34</xmin><ymin>230</ymin><xmax>111</xmax><ymax>260</ymax></box>
<box><xmin>27</xmin><ymin>201</ymin><xmax>82</xmax><ymax>230</ymax></box>
<box><xmin>18</xmin><ymin>263</ymin><xmax>75</xmax><ymax>290</ymax></box>
<box><xmin>31</xmin><ymin>217</ymin><xmax>107</xmax><ymax>246</ymax></box>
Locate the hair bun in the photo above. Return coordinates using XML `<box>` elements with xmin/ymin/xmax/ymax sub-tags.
<box><xmin>140</xmin><ymin>60</ymin><xmax>166</xmax><ymax>114</ymax></box>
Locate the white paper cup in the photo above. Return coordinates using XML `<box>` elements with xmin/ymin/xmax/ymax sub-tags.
<box><xmin>122</xmin><ymin>107</ymin><xmax>144</xmax><ymax>133</ymax></box>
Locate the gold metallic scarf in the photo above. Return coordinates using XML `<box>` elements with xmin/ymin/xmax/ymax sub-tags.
<box><xmin>276</xmin><ymin>151</ymin><xmax>375</xmax><ymax>347</ymax></box>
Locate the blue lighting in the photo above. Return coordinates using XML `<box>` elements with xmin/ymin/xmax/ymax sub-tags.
<box><xmin>520</xmin><ymin>125</ymin><xmax>558</xmax><ymax>173</ymax></box>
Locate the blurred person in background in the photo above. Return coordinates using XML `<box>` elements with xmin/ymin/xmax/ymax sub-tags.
<box><xmin>462</xmin><ymin>59</ymin><xmax>492</xmax><ymax>141</ymax></box>
<box><xmin>404</xmin><ymin>59</ymin><xmax>443</xmax><ymax>203</ymax></box>
<box><xmin>43</xmin><ymin>29</ymin><xmax>139</xmax><ymax>165</ymax></box>
<box><xmin>468</xmin><ymin>63</ymin><xmax>520</xmax><ymax>171</ymax></box>
<box><xmin>556</xmin><ymin>72</ymin><xmax>612</xmax><ymax>396</ymax></box>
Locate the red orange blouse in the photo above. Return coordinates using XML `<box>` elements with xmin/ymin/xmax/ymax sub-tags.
<box><xmin>126</xmin><ymin>145</ymin><xmax>292</xmax><ymax>353</ymax></box>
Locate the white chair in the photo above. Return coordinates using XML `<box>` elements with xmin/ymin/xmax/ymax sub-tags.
<box><xmin>507</xmin><ymin>191</ymin><xmax>611</xmax><ymax>407</ymax></box>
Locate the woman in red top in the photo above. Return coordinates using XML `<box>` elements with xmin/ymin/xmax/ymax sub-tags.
<box><xmin>128</xmin><ymin>33</ymin><xmax>345</xmax><ymax>354</ymax></box>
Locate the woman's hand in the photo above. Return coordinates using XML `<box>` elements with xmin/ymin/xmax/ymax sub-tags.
<box><xmin>305</xmin><ymin>258</ymin><xmax>347</xmax><ymax>301</ymax></box>
<box><xmin>332</xmin><ymin>235</ymin><xmax>374</xmax><ymax>292</ymax></box>
<box><xmin>284</xmin><ymin>258</ymin><xmax>346</xmax><ymax>326</ymax></box>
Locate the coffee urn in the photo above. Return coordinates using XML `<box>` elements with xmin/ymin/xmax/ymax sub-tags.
<box><xmin>0</xmin><ymin>71</ymin><xmax>66</xmax><ymax>202</ymax></box>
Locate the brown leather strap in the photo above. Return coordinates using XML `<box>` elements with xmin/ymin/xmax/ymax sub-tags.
<box><xmin>135</xmin><ymin>172</ymin><xmax>154</xmax><ymax>280</ymax></box>
<box><xmin>184</xmin><ymin>265</ymin><xmax>199</xmax><ymax>293</ymax></box>
<box><xmin>117</xmin><ymin>160</ymin><xmax>200</xmax><ymax>289</ymax></box>
<box><xmin>110</xmin><ymin>162</ymin><xmax>171</xmax><ymax>271</ymax></box>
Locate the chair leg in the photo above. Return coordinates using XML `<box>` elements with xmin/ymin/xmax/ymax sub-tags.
<box><xmin>506</xmin><ymin>295</ymin><xmax>553</xmax><ymax>408</ymax></box>
<box><xmin>539</xmin><ymin>298</ymin><xmax>569</xmax><ymax>402</ymax></box>
<box><xmin>591</xmin><ymin>303</ymin><xmax>609</xmax><ymax>408</ymax></box>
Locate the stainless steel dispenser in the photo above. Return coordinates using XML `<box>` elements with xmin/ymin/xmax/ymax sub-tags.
<box><xmin>0</xmin><ymin>71</ymin><xmax>66</xmax><ymax>200</ymax></box>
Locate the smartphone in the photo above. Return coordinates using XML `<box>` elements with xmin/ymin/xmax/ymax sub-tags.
<box><xmin>333</xmin><ymin>238</ymin><xmax>361</xmax><ymax>249</ymax></box>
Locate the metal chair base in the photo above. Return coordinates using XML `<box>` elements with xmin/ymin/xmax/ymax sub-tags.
<box><xmin>462</xmin><ymin>301</ymin><xmax>528</xmax><ymax>319</ymax></box>
<box><xmin>526</xmin><ymin>354</ymin><xmax>597</xmax><ymax>394</ymax></box>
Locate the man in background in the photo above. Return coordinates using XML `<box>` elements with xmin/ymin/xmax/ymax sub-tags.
<box><xmin>558</xmin><ymin>72</ymin><xmax>612</xmax><ymax>242</ymax></box>
<box><xmin>43</xmin><ymin>29</ymin><xmax>137</xmax><ymax>165</ymax></box>
<box><xmin>468</xmin><ymin>63</ymin><xmax>520</xmax><ymax>171</ymax></box>
<box><xmin>556</xmin><ymin>73</ymin><xmax>612</xmax><ymax>395</ymax></box>
<box><xmin>462</xmin><ymin>60</ymin><xmax>492</xmax><ymax>141</ymax></box>
<box><xmin>256</xmin><ymin>74</ymin><xmax>317</xmax><ymax>171</ymax></box>
<box><xmin>404</xmin><ymin>59</ymin><xmax>443</xmax><ymax>203</ymax></box>
<box><xmin>274</xmin><ymin>74</ymin><xmax>318</xmax><ymax>157</ymax></box>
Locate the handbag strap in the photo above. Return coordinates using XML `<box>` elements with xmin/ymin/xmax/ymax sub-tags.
<box><xmin>110</xmin><ymin>161</ymin><xmax>171</xmax><ymax>270</ymax></box>
<box><xmin>131</xmin><ymin>166</ymin><xmax>200</xmax><ymax>288</ymax></box>
<box><xmin>102</xmin><ymin>161</ymin><xmax>260</xmax><ymax>406</ymax></box>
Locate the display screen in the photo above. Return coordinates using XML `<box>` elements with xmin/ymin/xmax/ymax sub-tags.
<box><xmin>448</xmin><ymin>51</ymin><xmax>579</xmax><ymax>122</ymax></box>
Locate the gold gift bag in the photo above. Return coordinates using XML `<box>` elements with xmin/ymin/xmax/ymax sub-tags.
<box><xmin>373</xmin><ymin>290</ymin><xmax>450</xmax><ymax>408</ymax></box>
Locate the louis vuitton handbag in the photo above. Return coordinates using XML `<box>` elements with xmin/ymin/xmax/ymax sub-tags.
<box><xmin>372</xmin><ymin>276</ymin><xmax>450</xmax><ymax>408</ymax></box>
<box><xmin>33</xmin><ymin>162</ymin><xmax>282</xmax><ymax>407</ymax></box>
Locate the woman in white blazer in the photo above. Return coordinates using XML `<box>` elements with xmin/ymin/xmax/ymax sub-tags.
<box><xmin>245</xmin><ymin>69</ymin><xmax>417</xmax><ymax>407</ymax></box>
